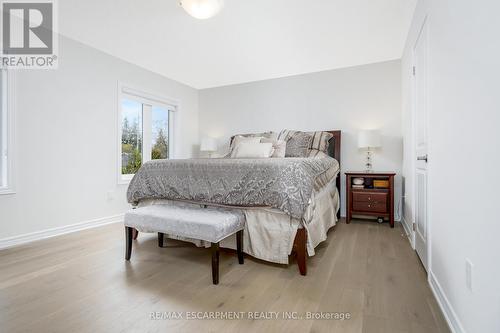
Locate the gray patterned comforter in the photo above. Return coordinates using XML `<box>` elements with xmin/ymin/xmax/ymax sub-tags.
<box><xmin>127</xmin><ymin>157</ymin><xmax>339</xmax><ymax>219</ymax></box>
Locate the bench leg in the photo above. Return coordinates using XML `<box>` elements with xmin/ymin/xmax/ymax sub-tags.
<box><xmin>158</xmin><ymin>232</ymin><xmax>166</xmax><ymax>248</ymax></box>
<box><xmin>211</xmin><ymin>242</ymin><xmax>220</xmax><ymax>285</ymax></box>
<box><xmin>125</xmin><ymin>227</ymin><xmax>133</xmax><ymax>260</ymax></box>
<box><xmin>132</xmin><ymin>228</ymin><xmax>139</xmax><ymax>240</ymax></box>
<box><xmin>236</xmin><ymin>230</ymin><xmax>244</xmax><ymax>264</ymax></box>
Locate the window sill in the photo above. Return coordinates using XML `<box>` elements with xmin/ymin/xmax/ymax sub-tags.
<box><xmin>0</xmin><ymin>188</ymin><xmax>16</xmax><ymax>195</ymax></box>
<box><xmin>118</xmin><ymin>174</ymin><xmax>134</xmax><ymax>185</ymax></box>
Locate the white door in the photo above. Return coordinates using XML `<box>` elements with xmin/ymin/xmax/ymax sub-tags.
<box><xmin>413</xmin><ymin>19</ymin><xmax>429</xmax><ymax>271</ymax></box>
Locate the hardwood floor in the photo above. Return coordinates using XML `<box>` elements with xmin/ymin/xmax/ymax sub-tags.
<box><xmin>0</xmin><ymin>219</ymin><xmax>449</xmax><ymax>333</ymax></box>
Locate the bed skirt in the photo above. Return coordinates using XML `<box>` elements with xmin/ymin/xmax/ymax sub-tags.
<box><xmin>135</xmin><ymin>180</ymin><xmax>339</xmax><ymax>265</ymax></box>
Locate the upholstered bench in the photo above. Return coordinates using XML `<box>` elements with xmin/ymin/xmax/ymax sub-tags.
<box><xmin>124</xmin><ymin>204</ymin><xmax>245</xmax><ymax>285</ymax></box>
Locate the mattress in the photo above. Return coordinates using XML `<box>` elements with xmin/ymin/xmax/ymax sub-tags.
<box><xmin>127</xmin><ymin>157</ymin><xmax>339</xmax><ymax>220</ymax></box>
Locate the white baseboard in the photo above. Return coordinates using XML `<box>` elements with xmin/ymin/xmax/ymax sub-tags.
<box><xmin>401</xmin><ymin>216</ymin><xmax>415</xmax><ymax>250</ymax></box>
<box><xmin>401</xmin><ymin>216</ymin><xmax>413</xmax><ymax>239</ymax></box>
<box><xmin>429</xmin><ymin>271</ymin><xmax>466</xmax><ymax>333</ymax></box>
<box><xmin>0</xmin><ymin>214</ymin><xmax>124</xmax><ymax>250</ymax></box>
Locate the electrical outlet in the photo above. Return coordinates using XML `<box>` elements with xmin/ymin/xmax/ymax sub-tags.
<box><xmin>465</xmin><ymin>259</ymin><xmax>474</xmax><ymax>292</ymax></box>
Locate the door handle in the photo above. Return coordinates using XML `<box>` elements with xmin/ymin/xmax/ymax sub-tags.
<box><xmin>417</xmin><ymin>154</ymin><xmax>428</xmax><ymax>162</ymax></box>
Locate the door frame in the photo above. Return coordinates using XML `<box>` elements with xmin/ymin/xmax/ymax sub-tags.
<box><xmin>411</xmin><ymin>15</ymin><xmax>431</xmax><ymax>274</ymax></box>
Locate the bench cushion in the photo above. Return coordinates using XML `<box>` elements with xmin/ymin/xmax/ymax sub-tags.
<box><xmin>124</xmin><ymin>205</ymin><xmax>245</xmax><ymax>243</ymax></box>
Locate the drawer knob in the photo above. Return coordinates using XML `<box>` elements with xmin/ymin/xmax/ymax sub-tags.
<box><xmin>368</xmin><ymin>197</ymin><xmax>371</xmax><ymax>201</ymax></box>
<box><xmin>368</xmin><ymin>204</ymin><xmax>371</xmax><ymax>208</ymax></box>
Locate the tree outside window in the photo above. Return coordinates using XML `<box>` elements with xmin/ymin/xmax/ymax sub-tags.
<box><xmin>121</xmin><ymin>98</ymin><xmax>171</xmax><ymax>178</ymax></box>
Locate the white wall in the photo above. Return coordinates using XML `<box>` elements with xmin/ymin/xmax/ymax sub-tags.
<box><xmin>199</xmin><ymin>60</ymin><xmax>403</xmax><ymax>217</ymax></box>
<box><xmin>402</xmin><ymin>1</ymin><xmax>500</xmax><ymax>332</ymax></box>
<box><xmin>0</xmin><ymin>36</ymin><xmax>199</xmax><ymax>240</ymax></box>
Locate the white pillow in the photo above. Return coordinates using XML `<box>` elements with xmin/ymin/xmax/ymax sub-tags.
<box><xmin>229</xmin><ymin>136</ymin><xmax>262</xmax><ymax>156</ymax></box>
<box><xmin>231</xmin><ymin>136</ymin><xmax>262</xmax><ymax>149</ymax></box>
<box><xmin>231</xmin><ymin>142</ymin><xmax>274</xmax><ymax>158</ymax></box>
<box><xmin>261</xmin><ymin>138</ymin><xmax>286</xmax><ymax>158</ymax></box>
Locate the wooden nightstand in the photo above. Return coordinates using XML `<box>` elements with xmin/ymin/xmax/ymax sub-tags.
<box><xmin>346</xmin><ymin>171</ymin><xmax>396</xmax><ymax>228</ymax></box>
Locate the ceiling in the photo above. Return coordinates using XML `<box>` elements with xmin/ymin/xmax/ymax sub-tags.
<box><xmin>59</xmin><ymin>0</ymin><xmax>417</xmax><ymax>89</ymax></box>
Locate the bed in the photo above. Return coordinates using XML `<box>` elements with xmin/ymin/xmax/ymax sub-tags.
<box><xmin>127</xmin><ymin>130</ymin><xmax>341</xmax><ymax>275</ymax></box>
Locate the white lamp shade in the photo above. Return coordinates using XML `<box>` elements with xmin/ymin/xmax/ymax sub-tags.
<box><xmin>200</xmin><ymin>137</ymin><xmax>218</xmax><ymax>152</ymax></box>
<box><xmin>180</xmin><ymin>0</ymin><xmax>224</xmax><ymax>19</ymax></box>
<box><xmin>358</xmin><ymin>130</ymin><xmax>382</xmax><ymax>149</ymax></box>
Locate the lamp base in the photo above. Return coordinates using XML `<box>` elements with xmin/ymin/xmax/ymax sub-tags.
<box><xmin>365</xmin><ymin>149</ymin><xmax>373</xmax><ymax>172</ymax></box>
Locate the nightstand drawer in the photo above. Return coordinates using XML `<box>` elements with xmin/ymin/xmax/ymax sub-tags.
<box><xmin>352</xmin><ymin>192</ymin><xmax>387</xmax><ymax>204</ymax></box>
<box><xmin>353</xmin><ymin>201</ymin><xmax>387</xmax><ymax>213</ymax></box>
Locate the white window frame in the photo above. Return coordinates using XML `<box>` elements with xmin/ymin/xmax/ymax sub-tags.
<box><xmin>0</xmin><ymin>68</ymin><xmax>15</xmax><ymax>195</ymax></box>
<box><xmin>117</xmin><ymin>82</ymin><xmax>178</xmax><ymax>184</ymax></box>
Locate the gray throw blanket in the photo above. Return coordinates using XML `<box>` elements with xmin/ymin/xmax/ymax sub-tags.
<box><xmin>127</xmin><ymin>157</ymin><xmax>339</xmax><ymax>219</ymax></box>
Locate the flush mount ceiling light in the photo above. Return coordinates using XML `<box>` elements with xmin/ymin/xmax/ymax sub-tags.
<box><xmin>179</xmin><ymin>0</ymin><xmax>224</xmax><ymax>20</ymax></box>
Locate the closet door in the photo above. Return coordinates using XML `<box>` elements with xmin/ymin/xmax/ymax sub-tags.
<box><xmin>413</xmin><ymin>19</ymin><xmax>429</xmax><ymax>271</ymax></box>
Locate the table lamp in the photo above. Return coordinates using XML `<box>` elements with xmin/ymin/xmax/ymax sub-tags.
<box><xmin>358</xmin><ymin>130</ymin><xmax>381</xmax><ymax>172</ymax></box>
<box><xmin>200</xmin><ymin>137</ymin><xmax>217</xmax><ymax>158</ymax></box>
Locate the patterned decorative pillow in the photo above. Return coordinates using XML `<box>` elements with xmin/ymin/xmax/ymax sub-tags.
<box><xmin>277</xmin><ymin>129</ymin><xmax>297</xmax><ymax>142</ymax></box>
<box><xmin>284</xmin><ymin>132</ymin><xmax>313</xmax><ymax>157</ymax></box>
<box><xmin>308</xmin><ymin>131</ymin><xmax>333</xmax><ymax>153</ymax></box>
<box><xmin>278</xmin><ymin>130</ymin><xmax>333</xmax><ymax>153</ymax></box>
<box><xmin>308</xmin><ymin>149</ymin><xmax>329</xmax><ymax>158</ymax></box>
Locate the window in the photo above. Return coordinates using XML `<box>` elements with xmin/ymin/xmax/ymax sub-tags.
<box><xmin>119</xmin><ymin>85</ymin><xmax>176</xmax><ymax>183</ymax></box>
<box><xmin>0</xmin><ymin>68</ymin><xmax>13</xmax><ymax>193</ymax></box>
<box><xmin>121</xmin><ymin>99</ymin><xmax>143</xmax><ymax>175</ymax></box>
